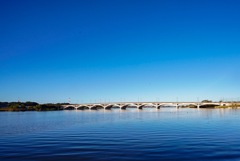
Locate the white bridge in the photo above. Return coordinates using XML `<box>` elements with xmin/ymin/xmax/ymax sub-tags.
<box><xmin>61</xmin><ymin>102</ymin><xmax>230</xmax><ymax>110</ymax></box>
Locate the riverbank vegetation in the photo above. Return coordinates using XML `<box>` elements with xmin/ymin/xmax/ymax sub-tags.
<box><xmin>214</xmin><ymin>103</ymin><xmax>240</xmax><ymax>109</ymax></box>
<box><xmin>0</xmin><ymin>102</ymin><xmax>69</xmax><ymax>111</ymax></box>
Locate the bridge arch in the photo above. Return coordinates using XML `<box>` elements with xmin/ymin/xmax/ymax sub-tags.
<box><xmin>178</xmin><ymin>103</ymin><xmax>198</xmax><ymax>108</ymax></box>
<box><xmin>90</xmin><ymin>104</ymin><xmax>104</xmax><ymax>110</ymax></box>
<box><xmin>199</xmin><ymin>103</ymin><xmax>219</xmax><ymax>108</ymax></box>
<box><xmin>120</xmin><ymin>104</ymin><xmax>132</xmax><ymax>110</ymax></box>
<box><xmin>158</xmin><ymin>103</ymin><xmax>176</xmax><ymax>107</ymax></box>
<box><xmin>104</xmin><ymin>105</ymin><xmax>114</xmax><ymax>110</ymax></box>
<box><xmin>77</xmin><ymin>105</ymin><xmax>90</xmax><ymax>110</ymax></box>
<box><xmin>64</xmin><ymin>106</ymin><xmax>76</xmax><ymax>110</ymax></box>
<box><xmin>138</xmin><ymin>103</ymin><xmax>156</xmax><ymax>109</ymax></box>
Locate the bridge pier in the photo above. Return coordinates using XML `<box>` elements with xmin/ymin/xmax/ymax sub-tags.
<box><xmin>197</xmin><ymin>104</ymin><xmax>200</xmax><ymax>109</ymax></box>
<box><xmin>137</xmin><ymin>105</ymin><xmax>143</xmax><ymax>110</ymax></box>
<box><xmin>156</xmin><ymin>106</ymin><xmax>161</xmax><ymax>109</ymax></box>
<box><xmin>154</xmin><ymin>104</ymin><xmax>160</xmax><ymax>109</ymax></box>
<box><xmin>176</xmin><ymin>104</ymin><xmax>179</xmax><ymax>109</ymax></box>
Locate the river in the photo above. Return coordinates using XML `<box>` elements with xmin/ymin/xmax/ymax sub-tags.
<box><xmin>1</xmin><ymin>108</ymin><xmax>240</xmax><ymax>160</ymax></box>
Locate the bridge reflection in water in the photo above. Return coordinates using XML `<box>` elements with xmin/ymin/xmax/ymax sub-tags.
<box><xmin>62</xmin><ymin>102</ymin><xmax>230</xmax><ymax>110</ymax></box>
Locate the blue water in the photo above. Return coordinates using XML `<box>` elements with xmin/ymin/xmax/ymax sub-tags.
<box><xmin>1</xmin><ymin>108</ymin><xmax>240</xmax><ymax>161</ymax></box>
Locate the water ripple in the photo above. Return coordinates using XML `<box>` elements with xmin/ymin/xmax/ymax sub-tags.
<box><xmin>1</xmin><ymin>108</ymin><xmax>240</xmax><ymax>160</ymax></box>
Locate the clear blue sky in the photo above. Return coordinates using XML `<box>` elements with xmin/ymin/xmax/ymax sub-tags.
<box><xmin>1</xmin><ymin>0</ymin><xmax>240</xmax><ymax>103</ymax></box>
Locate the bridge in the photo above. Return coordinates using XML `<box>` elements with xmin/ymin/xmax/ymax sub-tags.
<box><xmin>61</xmin><ymin>102</ymin><xmax>230</xmax><ymax>110</ymax></box>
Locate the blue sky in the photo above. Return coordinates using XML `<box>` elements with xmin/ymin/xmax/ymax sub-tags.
<box><xmin>1</xmin><ymin>0</ymin><xmax>240</xmax><ymax>103</ymax></box>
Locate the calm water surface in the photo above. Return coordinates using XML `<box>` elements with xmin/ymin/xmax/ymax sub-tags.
<box><xmin>1</xmin><ymin>108</ymin><xmax>240</xmax><ymax>161</ymax></box>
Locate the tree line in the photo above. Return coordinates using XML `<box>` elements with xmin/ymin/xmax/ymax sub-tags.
<box><xmin>0</xmin><ymin>102</ymin><xmax>69</xmax><ymax>111</ymax></box>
